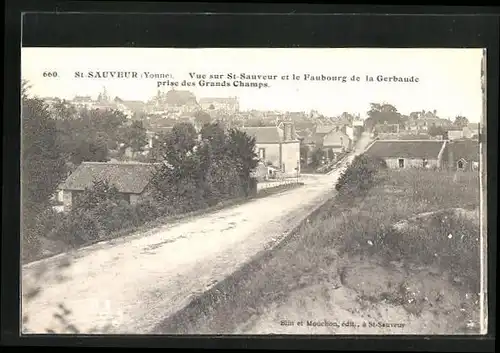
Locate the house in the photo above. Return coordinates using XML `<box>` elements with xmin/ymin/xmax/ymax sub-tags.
<box><xmin>447</xmin><ymin>129</ymin><xmax>464</xmax><ymax>140</ymax></box>
<box><xmin>443</xmin><ymin>139</ymin><xmax>480</xmax><ymax>171</ymax></box>
<box><xmin>322</xmin><ymin>129</ymin><xmax>352</xmax><ymax>160</ymax></box>
<box><xmin>406</xmin><ymin>116</ymin><xmax>452</xmax><ymax>132</ymax></box>
<box><xmin>71</xmin><ymin>95</ymin><xmax>94</xmax><ymax>109</ymax></box>
<box><xmin>199</xmin><ymin>97</ymin><xmax>239</xmax><ymax>113</ymax></box>
<box><xmin>352</xmin><ymin>119</ymin><xmax>364</xmax><ymax>127</ymax></box>
<box><xmin>58</xmin><ymin>162</ymin><xmax>158</xmax><ymax>212</ymax></box>
<box><xmin>302</xmin><ymin>125</ymin><xmax>352</xmax><ymax>162</ymax></box>
<box><xmin>374</xmin><ymin>123</ymin><xmax>400</xmax><ymax>134</ymax></box>
<box><xmin>463</xmin><ymin>123</ymin><xmax>480</xmax><ymax>139</ymax></box>
<box><xmin>364</xmin><ymin>140</ymin><xmax>448</xmax><ymax>169</ymax></box>
<box><xmin>240</xmin><ymin>122</ymin><xmax>300</xmax><ymax>177</ymax></box>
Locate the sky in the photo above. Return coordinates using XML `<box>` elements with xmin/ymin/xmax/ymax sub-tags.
<box><xmin>21</xmin><ymin>47</ymin><xmax>484</xmax><ymax>122</ymax></box>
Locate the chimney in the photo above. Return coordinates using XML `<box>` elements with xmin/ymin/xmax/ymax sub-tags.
<box><xmin>283</xmin><ymin>122</ymin><xmax>293</xmax><ymax>141</ymax></box>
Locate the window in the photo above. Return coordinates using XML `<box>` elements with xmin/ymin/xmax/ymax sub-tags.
<box><xmin>422</xmin><ymin>158</ymin><xmax>428</xmax><ymax>168</ymax></box>
<box><xmin>258</xmin><ymin>148</ymin><xmax>266</xmax><ymax>160</ymax></box>
<box><xmin>457</xmin><ymin>159</ymin><xmax>465</xmax><ymax>170</ymax></box>
<box><xmin>398</xmin><ymin>158</ymin><xmax>405</xmax><ymax>168</ymax></box>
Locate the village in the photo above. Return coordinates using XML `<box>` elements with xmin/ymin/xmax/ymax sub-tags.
<box><xmin>41</xmin><ymin>87</ymin><xmax>480</xmax><ymax>214</ymax></box>
<box><xmin>22</xmin><ymin>87</ymin><xmax>485</xmax><ymax>336</ymax></box>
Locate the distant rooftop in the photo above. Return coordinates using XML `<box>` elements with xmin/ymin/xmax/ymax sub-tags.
<box><xmin>240</xmin><ymin>126</ymin><xmax>283</xmax><ymax>144</ymax></box>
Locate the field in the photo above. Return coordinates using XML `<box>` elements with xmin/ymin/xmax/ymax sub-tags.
<box><xmin>161</xmin><ymin>168</ymin><xmax>483</xmax><ymax>335</ymax></box>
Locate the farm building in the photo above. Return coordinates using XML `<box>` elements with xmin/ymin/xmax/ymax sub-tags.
<box><xmin>58</xmin><ymin>162</ymin><xmax>158</xmax><ymax>212</ymax></box>
<box><xmin>364</xmin><ymin>140</ymin><xmax>447</xmax><ymax>169</ymax></box>
<box><xmin>443</xmin><ymin>139</ymin><xmax>480</xmax><ymax>172</ymax></box>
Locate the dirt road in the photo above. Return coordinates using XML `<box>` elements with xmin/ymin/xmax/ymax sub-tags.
<box><xmin>22</xmin><ymin>134</ymin><xmax>372</xmax><ymax>335</ymax></box>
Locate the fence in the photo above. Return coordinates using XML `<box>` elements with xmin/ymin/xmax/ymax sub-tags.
<box><xmin>256</xmin><ymin>177</ymin><xmax>301</xmax><ymax>192</ymax></box>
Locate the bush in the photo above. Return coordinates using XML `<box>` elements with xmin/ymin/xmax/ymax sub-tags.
<box><xmin>151</xmin><ymin>122</ymin><xmax>258</xmax><ymax>215</ymax></box>
<box><xmin>93</xmin><ymin>200</ymin><xmax>138</xmax><ymax>234</ymax></box>
<box><xmin>134</xmin><ymin>199</ymin><xmax>161</xmax><ymax>223</ymax></box>
<box><xmin>51</xmin><ymin>208</ymin><xmax>102</xmax><ymax>246</ymax></box>
<box><xmin>22</xmin><ymin>207</ymin><xmax>67</xmax><ymax>262</ymax></box>
<box><xmin>335</xmin><ymin>154</ymin><xmax>387</xmax><ymax>197</ymax></box>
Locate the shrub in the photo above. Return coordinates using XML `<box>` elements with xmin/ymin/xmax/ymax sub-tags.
<box><xmin>22</xmin><ymin>207</ymin><xmax>67</xmax><ymax>262</ymax></box>
<box><xmin>335</xmin><ymin>154</ymin><xmax>387</xmax><ymax>197</ymax></box>
<box><xmin>92</xmin><ymin>200</ymin><xmax>138</xmax><ymax>234</ymax></box>
<box><xmin>52</xmin><ymin>208</ymin><xmax>102</xmax><ymax>246</ymax></box>
<box><xmin>134</xmin><ymin>199</ymin><xmax>162</xmax><ymax>223</ymax></box>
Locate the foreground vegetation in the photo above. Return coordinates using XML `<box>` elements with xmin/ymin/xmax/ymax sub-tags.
<box><xmin>161</xmin><ymin>156</ymin><xmax>481</xmax><ymax>334</ymax></box>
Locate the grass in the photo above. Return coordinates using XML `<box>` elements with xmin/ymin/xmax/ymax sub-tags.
<box><xmin>155</xmin><ymin>168</ymin><xmax>482</xmax><ymax>334</ymax></box>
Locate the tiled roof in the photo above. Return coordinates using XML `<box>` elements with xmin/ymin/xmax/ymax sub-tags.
<box><xmin>445</xmin><ymin>140</ymin><xmax>480</xmax><ymax>162</ymax></box>
<box><xmin>240</xmin><ymin>126</ymin><xmax>283</xmax><ymax>144</ymax></box>
<box><xmin>59</xmin><ymin>162</ymin><xmax>158</xmax><ymax>194</ymax></box>
<box><xmin>315</xmin><ymin>125</ymin><xmax>335</xmax><ymax>134</ymax></box>
<box><xmin>365</xmin><ymin>140</ymin><xmax>446</xmax><ymax>159</ymax></box>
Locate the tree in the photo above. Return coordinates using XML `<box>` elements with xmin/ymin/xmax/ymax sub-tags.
<box><xmin>119</xmin><ymin>121</ymin><xmax>148</xmax><ymax>152</ymax></box>
<box><xmin>71</xmin><ymin>137</ymin><xmax>109</xmax><ymax>164</ymax></box>
<box><xmin>366</xmin><ymin>103</ymin><xmax>402</xmax><ymax>130</ymax></box>
<box><xmin>310</xmin><ymin>148</ymin><xmax>324</xmax><ymax>168</ymax></box>
<box><xmin>227</xmin><ymin>128</ymin><xmax>259</xmax><ymax>196</ymax></box>
<box><xmin>21</xmin><ymin>87</ymin><xmax>67</xmax><ymax>224</ymax></box>
<box><xmin>454</xmin><ymin>115</ymin><xmax>469</xmax><ymax>128</ymax></box>
<box><xmin>194</xmin><ymin>110</ymin><xmax>212</xmax><ymax>126</ymax></box>
<box><xmin>428</xmin><ymin>125</ymin><xmax>447</xmax><ymax>138</ymax></box>
<box><xmin>339</xmin><ymin>112</ymin><xmax>355</xmax><ymax>123</ymax></box>
<box><xmin>201</xmin><ymin>122</ymin><xmax>227</xmax><ymax>153</ymax></box>
<box><xmin>300</xmin><ymin>145</ymin><xmax>310</xmax><ymax>166</ymax></box>
<box><xmin>52</xmin><ymin>99</ymin><xmax>78</xmax><ymax>120</ymax></box>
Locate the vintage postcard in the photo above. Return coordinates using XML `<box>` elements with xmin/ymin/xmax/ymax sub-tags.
<box><xmin>20</xmin><ymin>47</ymin><xmax>487</xmax><ymax>335</ymax></box>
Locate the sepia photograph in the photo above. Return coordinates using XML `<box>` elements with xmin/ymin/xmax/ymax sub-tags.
<box><xmin>20</xmin><ymin>47</ymin><xmax>487</xmax><ymax>336</ymax></box>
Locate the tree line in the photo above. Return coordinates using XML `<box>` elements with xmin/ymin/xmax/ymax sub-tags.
<box><xmin>364</xmin><ymin>103</ymin><xmax>470</xmax><ymax>134</ymax></box>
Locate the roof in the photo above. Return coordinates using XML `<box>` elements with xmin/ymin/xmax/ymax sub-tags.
<box><xmin>199</xmin><ymin>97</ymin><xmax>238</xmax><ymax>105</ymax></box>
<box><xmin>315</xmin><ymin>125</ymin><xmax>336</xmax><ymax>134</ymax></box>
<box><xmin>59</xmin><ymin>162</ymin><xmax>158</xmax><ymax>194</ymax></box>
<box><xmin>466</xmin><ymin>123</ymin><xmax>480</xmax><ymax>130</ymax></box>
<box><xmin>446</xmin><ymin>140</ymin><xmax>480</xmax><ymax>161</ymax></box>
<box><xmin>323</xmin><ymin>130</ymin><xmax>350</xmax><ymax>147</ymax></box>
<box><xmin>121</xmin><ymin>100</ymin><xmax>146</xmax><ymax>112</ymax></box>
<box><xmin>240</xmin><ymin>126</ymin><xmax>283</xmax><ymax>143</ymax></box>
<box><xmin>365</xmin><ymin>140</ymin><xmax>446</xmax><ymax>159</ymax></box>
<box><xmin>73</xmin><ymin>96</ymin><xmax>93</xmax><ymax>102</ymax></box>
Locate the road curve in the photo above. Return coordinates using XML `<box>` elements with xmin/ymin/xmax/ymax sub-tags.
<box><xmin>21</xmin><ymin>134</ymin><xmax>372</xmax><ymax>335</ymax></box>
